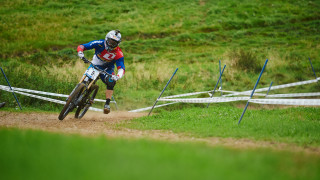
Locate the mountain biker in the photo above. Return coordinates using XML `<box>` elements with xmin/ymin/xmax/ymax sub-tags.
<box><xmin>77</xmin><ymin>29</ymin><xmax>125</xmax><ymax>114</ymax></box>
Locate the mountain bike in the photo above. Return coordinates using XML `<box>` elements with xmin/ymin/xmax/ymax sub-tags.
<box><xmin>58</xmin><ymin>58</ymin><xmax>112</xmax><ymax>120</ymax></box>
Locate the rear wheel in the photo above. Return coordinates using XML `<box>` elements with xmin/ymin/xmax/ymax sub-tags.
<box><xmin>58</xmin><ymin>83</ymin><xmax>86</xmax><ymax>120</ymax></box>
<box><xmin>75</xmin><ymin>84</ymin><xmax>99</xmax><ymax>119</ymax></box>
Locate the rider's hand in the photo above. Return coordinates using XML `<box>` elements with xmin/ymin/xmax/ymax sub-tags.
<box><xmin>78</xmin><ymin>51</ymin><xmax>84</xmax><ymax>59</ymax></box>
<box><xmin>111</xmin><ymin>75</ymin><xmax>120</xmax><ymax>81</ymax></box>
<box><xmin>78</xmin><ymin>51</ymin><xmax>89</xmax><ymax>63</ymax></box>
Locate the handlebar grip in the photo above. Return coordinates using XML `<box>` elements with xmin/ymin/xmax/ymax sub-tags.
<box><xmin>81</xmin><ymin>57</ymin><xmax>90</xmax><ymax>63</ymax></box>
<box><xmin>82</xmin><ymin>59</ymin><xmax>112</xmax><ymax>76</ymax></box>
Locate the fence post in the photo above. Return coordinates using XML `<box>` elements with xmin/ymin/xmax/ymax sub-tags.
<box><xmin>148</xmin><ymin>68</ymin><xmax>178</xmax><ymax>116</ymax></box>
<box><xmin>0</xmin><ymin>67</ymin><xmax>22</xmax><ymax>110</ymax></box>
<box><xmin>219</xmin><ymin>60</ymin><xmax>223</xmax><ymax>96</ymax></box>
<box><xmin>309</xmin><ymin>58</ymin><xmax>318</xmax><ymax>81</ymax></box>
<box><xmin>265</xmin><ymin>81</ymin><xmax>273</xmax><ymax>97</ymax></box>
<box><xmin>112</xmin><ymin>96</ymin><xmax>118</xmax><ymax>110</ymax></box>
<box><xmin>207</xmin><ymin>65</ymin><xmax>226</xmax><ymax>108</ymax></box>
<box><xmin>238</xmin><ymin>59</ymin><xmax>268</xmax><ymax>125</ymax></box>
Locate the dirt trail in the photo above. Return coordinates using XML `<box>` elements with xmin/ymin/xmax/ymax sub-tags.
<box><xmin>1</xmin><ymin>111</ymin><xmax>319</xmax><ymax>156</ymax></box>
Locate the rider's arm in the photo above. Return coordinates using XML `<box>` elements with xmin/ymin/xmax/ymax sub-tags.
<box><xmin>77</xmin><ymin>45</ymin><xmax>86</xmax><ymax>52</ymax></box>
<box><xmin>77</xmin><ymin>40</ymin><xmax>102</xmax><ymax>56</ymax></box>
<box><xmin>115</xmin><ymin>57</ymin><xmax>125</xmax><ymax>79</ymax></box>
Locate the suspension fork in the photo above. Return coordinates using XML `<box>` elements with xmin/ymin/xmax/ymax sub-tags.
<box><xmin>78</xmin><ymin>78</ymin><xmax>99</xmax><ymax>104</ymax></box>
<box><xmin>79</xmin><ymin>74</ymin><xmax>97</xmax><ymax>90</ymax></box>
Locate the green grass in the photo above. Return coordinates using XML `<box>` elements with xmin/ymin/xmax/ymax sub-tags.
<box><xmin>122</xmin><ymin>105</ymin><xmax>320</xmax><ymax>146</ymax></box>
<box><xmin>0</xmin><ymin>128</ymin><xmax>319</xmax><ymax>180</ymax></box>
<box><xmin>1</xmin><ymin>0</ymin><xmax>320</xmax><ymax>110</ymax></box>
<box><xmin>1</xmin><ymin>1</ymin><xmax>319</xmax><ymax>179</ymax></box>
<box><xmin>1</xmin><ymin>0</ymin><xmax>319</xmax><ymax>57</ymax></box>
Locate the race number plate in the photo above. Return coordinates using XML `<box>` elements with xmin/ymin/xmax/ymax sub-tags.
<box><xmin>85</xmin><ymin>66</ymin><xmax>100</xmax><ymax>80</ymax></box>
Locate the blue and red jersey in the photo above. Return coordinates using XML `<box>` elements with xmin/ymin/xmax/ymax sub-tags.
<box><xmin>77</xmin><ymin>39</ymin><xmax>125</xmax><ymax>75</ymax></box>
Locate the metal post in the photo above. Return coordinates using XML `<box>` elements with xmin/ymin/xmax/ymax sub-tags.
<box><xmin>219</xmin><ymin>60</ymin><xmax>223</xmax><ymax>96</ymax></box>
<box><xmin>148</xmin><ymin>68</ymin><xmax>178</xmax><ymax>116</ymax></box>
<box><xmin>0</xmin><ymin>67</ymin><xmax>22</xmax><ymax>110</ymax></box>
<box><xmin>309</xmin><ymin>58</ymin><xmax>318</xmax><ymax>80</ymax></box>
<box><xmin>238</xmin><ymin>59</ymin><xmax>268</xmax><ymax>125</ymax></box>
<box><xmin>265</xmin><ymin>81</ymin><xmax>273</xmax><ymax>97</ymax></box>
<box><xmin>112</xmin><ymin>96</ymin><xmax>118</xmax><ymax>110</ymax></box>
<box><xmin>262</xmin><ymin>81</ymin><xmax>273</xmax><ymax>108</ymax></box>
<box><xmin>207</xmin><ymin>65</ymin><xmax>226</xmax><ymax>108</ymax></box>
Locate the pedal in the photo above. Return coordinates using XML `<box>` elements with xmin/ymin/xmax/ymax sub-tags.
<box><xmin>89</xmin><ymin>99</ymin><xmax>94</xmax><ymax>104</ymax></box>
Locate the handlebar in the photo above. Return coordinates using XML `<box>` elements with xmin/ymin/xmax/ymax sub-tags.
<box><xmin>82</xmin><ymin>57</ymin><xmax>113</xmax><ymax>77</ymax></box>
<box><xmin>81</xmin><ymin>57</ymin><xmax>90</xmax><ymax>64</ymax></box>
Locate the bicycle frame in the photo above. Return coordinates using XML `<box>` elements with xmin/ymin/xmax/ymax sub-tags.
<box><xmin>58</xmin><ymin>60</ymin><xmax>112</xmax><ymax>120</ymax></box>
<box><xmin>79</xmin><ymin>62</ymin><xmax>112</xmax><ymax>90</ymax></box>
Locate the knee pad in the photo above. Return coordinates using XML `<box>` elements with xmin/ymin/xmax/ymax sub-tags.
<box><xmin>106</xmin><ymin>76</ymin><xmax>116</xmax><ymax>90</ymax></box>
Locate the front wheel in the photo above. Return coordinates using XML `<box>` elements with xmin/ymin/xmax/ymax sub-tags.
<box><xmin>58</xmin><ymin>83</ymin><xmax>86</xmax><ymax>120</ymax></box>
<box><xmin>75</xmin><ymin>84</ymin><xmax>99</xmax><ymax>119</ymax></box>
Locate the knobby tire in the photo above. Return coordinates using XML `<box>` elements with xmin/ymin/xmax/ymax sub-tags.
<box><xmin>58</xmin><ymin>83</ymin><xmax>86</xmax><ymax>120</ymax></box>
<box><xmin>75</xmin><ymin>84</ymin><xmax>99</xmax><ymax>119</ymax></box>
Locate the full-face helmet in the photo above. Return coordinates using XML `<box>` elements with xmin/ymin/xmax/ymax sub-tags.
<box><xmin>105</xmin><ymin>30</ymin><xmax>121</xmax><ymax>51</ymax></box>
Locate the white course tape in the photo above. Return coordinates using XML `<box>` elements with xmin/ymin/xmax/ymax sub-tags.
<box><xmin>129</xmin><ymin>78</ymin><xmax>320</xmax><ymax>111</ymax></box>
<box><xmin>162</xmin><ymin>89</ymin><xmax>267</xmax><ymax>100</ymax></box>
<box><xmin>0</xmin><ymin>84</ymin><xmax>68</xmax><ymax>98</ymax></box>
<box><xmin>158</xmin><ymin>97</ymin><xmax>250</xmax><ymax>103</ymax></box>
<box><xmin>218</xmin><ymin>91</ymin><xmax>267</xmax><ymax>97</ymax></box>
<box><xmin>1</xmin><ymin>88</ymin><xmax>66</xmax><ymax>104</ymax></box>
<box><xmin>225</xmin><ymin>78</ymin><xmax>320</xmax><ymax>97</ymax></box>
<box><xmin>266</xmin><ymin>92</ymin><xmax>320</xmax><ymax>98</ymax></box>
<box><xmin>162</xmin><ymin>91</ymin><xmax>211</xmax><ymax>99</ymax></box>
<box><xmin>0</xmin><ymin>85</ymin><xmax>116</xmax><ymax>104</ymax></box>
<box><xmin>218</xmin><ymin>90</ymin><xmax>239</xmax><ymax>94</ymax></box>
<box><xmin>158</xmin><ymin>95</ymin><xmax>320</xmax><ymax>106</ymax></box>
<box><xmin>249</xmin><ymin>99</ymin><xmax>320</xmax><ymax>106</ymax></box>
<box><xmin>152</xmin><ymin>78</ymin><xmax>320</xmax><ymax>100</ymax></box>
<box><xmin>161</xmin><ymin>88</ymin><xmax>271</xmax><ymax>100</ymax></box>
<box><xmin>253</xmin><ymin>77</ymin><xmax>320</xmax><ymax>93</ymax></box>
<box><xmin>129</xmin><ymin>102</ymin><xmax>179</xmax><ymax>112</ymax></box>
<box><xmin>0</xmin><ymin>85</ymin><xmax>103</xmax><ymax>112</ymax></box>
<box><xmin>88</xmin><ymin>107</ymin><xmax>103</xmax><ymax>112</ymax></box>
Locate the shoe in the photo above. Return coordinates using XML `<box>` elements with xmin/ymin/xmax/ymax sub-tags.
<box><xmin>0</xmin><ymin>102</ymin><xmax>5</xmax><ymax>108</ymax></box>
<box><xmin>104</xmin><ymin>104</ymin><xmax>110</xmax><ymax>114</ymax></box>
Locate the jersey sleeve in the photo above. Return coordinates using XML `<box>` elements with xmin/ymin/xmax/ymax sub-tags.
<box><xmin>115</xmin><ymin>57</ymin><xmax>125</xmax><ymax>70</ymax></box>
<box><xmin>115</xmin><ymin>47</ymin><xmax>125</xmax><ymax>69</ymax></box>
<box><xmin>77</xmin><ymin>40</ymin><xmax>103</xmax><ymax>52</ymax></box>
<box><xmin>115</xmin><ymin>57</ymin><xmax>125</xmax><ymax>78</ymax></box>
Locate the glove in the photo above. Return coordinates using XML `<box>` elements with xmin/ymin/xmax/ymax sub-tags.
<box><xmin>78</xmin><ymin>51</ymin><xmax>89</xmax><ymax>63</ymax></box>
<box><xmin>111</xmin><ymin>75</ymin><xmax>120</xmax><ymax>81</ymax></box>
<box><xmin>78</xmin><ymin>51</ymin><xmax>84</xmax><ymax>59</ymax></box>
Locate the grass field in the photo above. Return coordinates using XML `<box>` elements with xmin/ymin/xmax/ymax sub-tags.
<box><xmin>1</xmin><ymin>0</ymin><xmax>320</xmax><ymax>179</ymax></box>
<box><xmin>1</xmin><ymin>0</ymin><xmax>319</xmax><ymax>110</ymax></box>
<box><xmin>123</xmin><ymin>105</ymin><xmax>320</xmax><ymax>146</ymax></box>
<box><xmin>1</xmin><ymin>128</ymin><xmax>319</xmax><ymax>180</ymax></box>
